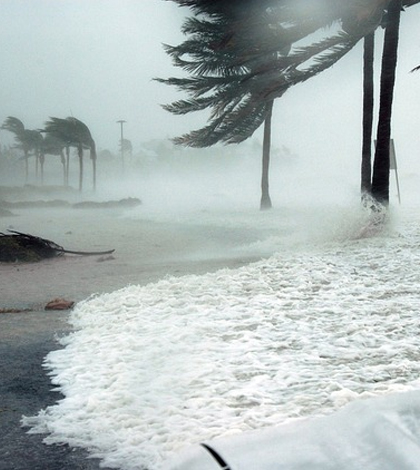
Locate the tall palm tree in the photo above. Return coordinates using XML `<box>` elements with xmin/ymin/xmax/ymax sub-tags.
<box><xmin>371</xmin><ymin>0</ymin><xmax>402</xmax><ymax>205</ymax></box>
<box><xmin>343</xmin><ymin>0</ymin><xmax>417</xmax><ymax>206</ymax></box>
<box><xmin>163</xmin><ymin>0</ymin><xmax>418</xmax><ymax>211</ymax></box>
<box><xmin>160</xmin><ymin>1</ymin><xmax>365</xmax><ymax>210</ymax></box>
<box><xmin>43</xmin><ymin>117</ymin><xmax>97</xmax><ymax>191</ymax></box>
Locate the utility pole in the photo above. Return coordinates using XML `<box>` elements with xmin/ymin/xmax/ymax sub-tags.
<box><xmin>116</xmin><ymin>120</ymin><xmax>126</xmax><ymax>172</ymax></box>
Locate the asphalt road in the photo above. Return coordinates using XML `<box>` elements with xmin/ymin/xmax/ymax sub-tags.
<box><xmin>0</xmin><ymin>309</ymin><xmax>113</xmax><ymax>470</ymax></box>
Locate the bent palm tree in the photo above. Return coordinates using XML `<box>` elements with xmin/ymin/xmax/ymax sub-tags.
<box><xmin>163</xmin><ymin>0</ymin><xmax>419</xmax><ymax>210</ymax></box>
<box><xmin>1</xmin><ymin>117</ymin><xmax>45</xmax><ymax>183</ymax></box>
<box><xmin>160</xmin><ymin>1</ymin><xmax>377</xmax><ymax>209</ymax></box>
<box><xmin>43</xmin><ymin>117</ymin><xmax>97</xmax><ymax>191</ymax></box>
<box><xmin>2</xmin><ymin>117</ymin><xmax>31</xmax><ymax>182</ymax></box>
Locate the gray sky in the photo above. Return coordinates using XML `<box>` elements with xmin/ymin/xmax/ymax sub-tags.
<box><xmin>0</xmin><ymin>0</ymin><xmax>420</xmax><ymax>186</ymax></box>
<box><xmin>0</xmin><ymin>0</ymin><xmax>186</xmax><ymax>152</ymax></box>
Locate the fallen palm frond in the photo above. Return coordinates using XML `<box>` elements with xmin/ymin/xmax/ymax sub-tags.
<box><xmin>0</xmin><ymin>230</ymin><xmax>115</xmax><ymax>262</ymax></box>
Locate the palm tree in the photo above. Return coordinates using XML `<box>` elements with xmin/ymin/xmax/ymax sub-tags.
<box><xmin>345</xmin><ymin>0</ymin><xmax>416</xmax><ymax>208</ymax></box>
<box><xmin>371</xmin><ymin>0</ymin><xmax>402</xmax><ymax>205</ymax></box>
<box><xmin>159</xmin><ymin>1</ymin><xmax>366</xmax><ymax>209</ymax></box>
<box><xmin>1</xmin><ymin>117</ymin><xmax>27</xmax><ymax>180</ymax></box>
<box><xmin>43</xmin><ymin>117</ymin><xmax>97</xmax><ymax>191</ymax></box>
<box><xmin>1</xmin><ymin>117</ymin><xmax>43</xmax><ymax>183</ymax></box>
<box><xmin>162</xmin><ymin>0</ymin><xmax>420</xmax><ymax>211</ymax></box>
<box><xmin>343</xmin><ymin>0</ymin><xmax>419</xmax><ymax>207</ymax></box>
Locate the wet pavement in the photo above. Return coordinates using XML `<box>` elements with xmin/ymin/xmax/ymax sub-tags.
<box><xmin>0</xmin><ymin>309</ymin><xmax>113</xmax><ymax>470</ymax></box>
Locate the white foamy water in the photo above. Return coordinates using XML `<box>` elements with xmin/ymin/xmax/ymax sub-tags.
<box><xmin>22</xmin><ymin>201</ymin><xmax>420</xmax><ymax>470</ymax></box>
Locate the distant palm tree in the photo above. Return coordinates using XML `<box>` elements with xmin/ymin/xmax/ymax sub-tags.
<box><xmin>1</xmin><ymin>116</ymin><xmax>43</xmax><ymax>183</ymax></box>
<box><xmin>2</xmin><ymin>117</ymin><xmax>28</xmax><ymax>180</ymax></box>
<box><xmin>43</xmin><ymin>117</ymin><xmax>97</xmax><ymax>191</ymax></box>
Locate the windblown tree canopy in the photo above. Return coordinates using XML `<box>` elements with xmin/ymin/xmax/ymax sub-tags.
<box><xmin>160</xmin><ymin>0</ymin><xmax>420</xmax><ymax>211</ymax></box>
<box><xmin>1</xmin><ymin>116</ymin><xmax>44</xmax><ymax>182</ymax></box>
<box><xmin>43</xmin><ymin>117</ymin><xmax>97</xmax><ymax>191</ymax></box>
<box><xmin>159</xmin><ymin>0</ymin><xmax>416</xmax><ymax>148</ymax></box>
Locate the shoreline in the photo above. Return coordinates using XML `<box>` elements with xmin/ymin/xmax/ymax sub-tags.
<box><xmin>1</xmin><ymin>206</ymin><xmax>264</xmax><ymax>309</ymax></box>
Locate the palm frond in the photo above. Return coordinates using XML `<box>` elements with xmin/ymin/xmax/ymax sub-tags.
<box><xmin>160</xmin><ymin>0</ymin><xmax>373</xmax><ymax>148</ymax></box>
<box><xmin>162</xmin><ymin>96</ymin><xmax>218</xmax><ymax>115</ymax></box>
<box><xmin>44</xmin><ymin>117</ymin><xmax>94</xmax><ymax>148</ymax></box>
<box><xmin>1</xmin><ymin>116</ymin><xmax>25</xmax><ymax>135</ymax></box>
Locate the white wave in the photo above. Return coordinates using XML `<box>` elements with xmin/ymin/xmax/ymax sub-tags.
<box><xmin>23</xmin><ymin>204</ymin><xmax>420</xmax><ymax>470</ymax></box>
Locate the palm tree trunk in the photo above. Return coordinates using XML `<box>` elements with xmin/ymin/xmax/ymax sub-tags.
<box><xmin>361</xmin><ymin>32</ymin><xmax>375</xmax><ymax>200</ymax></box>
<box><xmin>65</xmin><ymin>147</ymin><xmax>70</xmax><ymax>186</ymax></box>
<box><xmin>35</xmin><ymin>152</ymin><xmax>39</xmax><ymax>182</ymax></box>
<box><xmin>371</xmin><ymin>0</ymin><xmax>402</xmax><ymax>205</ymax></box>
<box><xmin>24</xmin><ymin>151</ymin><xmax>29</xmax><ymax>183</ymax></box>
<box><xmin>60</xmin><ymin>150</ymin><xmax>66</xmax><ymax>186</ymax></box>
<box><xmin>260</xmin><ymin>100</ymin><xmax>274</xmax><ymax>210</ymax></box>
<box><xmin>90</xmin><ymin>140</ymin><xmax>97</xmax><ymax>192</ymax></box>
<box><xmin>78</xmin><ymin>145</ymin><xmax>84</xmax><ymax>192</ymax></box>
<box><xmin>40</xmin><ymin>153</ymin><xmax>45</xmax><ymax>185</ymax></box>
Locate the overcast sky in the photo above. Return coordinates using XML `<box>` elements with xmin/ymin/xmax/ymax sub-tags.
<box><xmin>0</xmin><ymin>0</ymin><xmax>186</xmax><ymax>152</ymax></box>
<box><xmin>0</xmin><ymin>0</ymin><xmax>419</xmax><ymax>185</ymax></box>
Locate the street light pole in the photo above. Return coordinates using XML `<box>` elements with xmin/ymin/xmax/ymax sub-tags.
<box><xmin>117</xmin><ymin>120</ymin><xmax>126</xmax><ymax>172</ymax></box>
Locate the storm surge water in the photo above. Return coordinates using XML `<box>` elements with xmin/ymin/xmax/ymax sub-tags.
<box><xmin>22</xmin><ymin>194</ymin><xmax>420</xmax><ymax>469</ymax></box>
<box><xmin>17</xmin><ymin>138</ymin><xmax>420</xmax><ymax>470</ymax></box>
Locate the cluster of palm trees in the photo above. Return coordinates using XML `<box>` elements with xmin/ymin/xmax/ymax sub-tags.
<box><xmin>160</xmin><ymin>0</ymin><xmax>419</xmax><ymax>210</ymax></box>
<box><xmin>1</xmin><ymin>116</ymin><xmax>97</xmax><ymax>191</ymax></box>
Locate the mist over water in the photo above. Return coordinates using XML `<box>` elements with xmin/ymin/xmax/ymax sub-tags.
<box><xmin>91</xmin><ymin>142</ymin><xmax>375</xmax><ymax>259</ymax></box>
<box><xmin>1</xmin><ymin>136</ymin><xmax>414</xmax><ymax>268</ymax></box>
